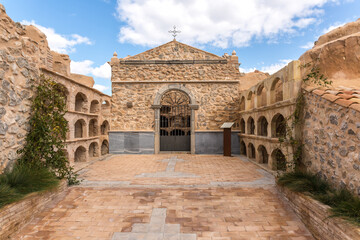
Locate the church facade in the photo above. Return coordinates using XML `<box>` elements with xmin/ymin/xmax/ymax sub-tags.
<box><xmin>109</xmin><ymin>40</ymin><xmax>242</xmax><ymax>154</ymax></box>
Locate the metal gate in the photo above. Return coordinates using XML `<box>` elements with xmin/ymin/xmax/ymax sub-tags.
<box><xmin>160</xmin><ymin>91</ymin><xmax>191</xmax><ymax>151</ymax></box>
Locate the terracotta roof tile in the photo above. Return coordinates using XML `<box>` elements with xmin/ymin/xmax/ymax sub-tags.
<box><xmin>342</xmin><ymin>91</ymin><xmax>355</xmax><ymax>95</ymax></box>
<box><xmin>325</xmin><ymin>90</ymin><xmax>340</xmax><ymax>95</ymax></box>
<box><xmin>303</xmin><ymin>85</ymin><xmax>318</xmax><ymax>92</ymax></box>
<box><xmin>350</xmin><ymin>98</ymin><xmax>360</xmax><ymax>104</ymax></box>
<box><xmin>337</xmin><ymin>94</ymin><xmax>355</xmax><ymax>100</ymax></box>
<box><xmin>322</xmin><ymin>94</ymin><xmax>340</xmax><ymax>102</ymax></box>
<box><xmin>312</xmin><ymin>89</ymin><xmax>326</xmax><ymax>96</ymax></box>
<box><xmin>350</xmin><ymin>104</ymin><xmax>360</xmax><ymax>112</ymax></box>
<box><xmin>334</xmin><ymin>98</ymin><xmax>356</xmax><ymax>107</ymax></box>
<box><xmin>352</xmin><ymin>94</ymin><xmax>360</xmax><ymax>98</ymax></box>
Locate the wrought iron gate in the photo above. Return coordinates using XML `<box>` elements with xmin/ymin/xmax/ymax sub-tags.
<box><xmin>160</xmin><ymin>90</ymin><xmax>191</xmax><ymax>151</ymax></box>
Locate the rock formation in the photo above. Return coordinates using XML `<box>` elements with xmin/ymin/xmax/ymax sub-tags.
<box><xmin>299</xmin><ymin>18</ymin><xmax>360</xmax><ymax>89</ymax></box>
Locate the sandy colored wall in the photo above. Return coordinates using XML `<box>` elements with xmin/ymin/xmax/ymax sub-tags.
<box><xmin>111</xmin><ymin>82</ymin><xmax>240</xmax><ymax>131</ymax></box>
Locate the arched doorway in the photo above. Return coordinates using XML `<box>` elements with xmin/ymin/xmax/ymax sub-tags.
<box><xmin>159</xmin><ymin>90</ymin><xmax>191</xmax><ymax>151</ymax></box>
<box><xmin>240</xmin><ymin>141</ymin><xmax>247</xmax><ymax>155</ymax></box>
<box><xmin>248</xmin><ymin>143</ymin><xmax>255</xmax><ymax>159</ymax></box>
<box><xmin>258</xmin><ymin>145</ymin><xmax>268</xmax><ymax>164</ymax></box>
<box><xmin>272</xmin><ymin>149</ymin><xmax>287</xmax><ymax>171</ymax></box>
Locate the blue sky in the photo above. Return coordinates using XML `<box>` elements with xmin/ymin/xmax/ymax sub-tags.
<box><xmin>1</xmin><ymin>0</ymin><xmax>359</xmax><ymax>95</ymax></box>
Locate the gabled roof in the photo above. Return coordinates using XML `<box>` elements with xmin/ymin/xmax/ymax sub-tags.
<box><xmin>124</xmin><ymin>40</ymin><xmax>224</xmax><ymax>61</ymax></box>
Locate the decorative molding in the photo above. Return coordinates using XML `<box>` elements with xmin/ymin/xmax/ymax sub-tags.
<box><xmin>112</xmin><ymin>80</ymin><xmax>240</xmax><ymax>84</ymax></box>
<box><xmin>119</xmin><ymin>59</ymin><xmax>228</xmax><ymax>65</ymax></box>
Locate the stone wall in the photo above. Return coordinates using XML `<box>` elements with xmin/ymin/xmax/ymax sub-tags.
<box><xmin>277</xmin><ymin>185</ymin><xmax>360</xmax><ymax>240</ymax></box>
<box><xmin>0</xmin><ymin>180</ymin><xmax>68</xmax><ymax>240</ymax></box>
<box><xmin>238</xmin><ymin>61</ymin><xmax>302</xmax><ymax>171</ymax></box>
<box><xmin>0</xmin><ymin>4</ymin><xmax>111</xmax><ymax>172</ymax></box>
<box><xmin>0</xmin><ymin>4</ymin><xmax>51</xmax><ymax>171</ymax></box>
<box><xmin>302</xmin><ymin>89</ymin><xmax>360</xmax><ymax>195</ymax></box>
<box><xmin>112</xmin><ymin>63</ymin><xmax>242</xmax><ymax>82</ymax></box>
<box><xmin>42</xmin><ymin>69</ymin><xmax>111</xmax><ymax>164</ymax></box>
<box><xmin>111</xmin><ymin>82</ymin><xmax>240</xmax><ymax>131</ymax></box>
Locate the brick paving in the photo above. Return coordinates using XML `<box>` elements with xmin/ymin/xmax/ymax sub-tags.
<box><xmin>15</xmin><ymin>155</ymin><xmax>314</xmax><ymax>240</ymax></box>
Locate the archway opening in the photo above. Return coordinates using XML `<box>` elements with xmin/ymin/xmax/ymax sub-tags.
<box><xmin>240</xmin><ymin>141</ymin><xmax>247</xmax><ymax>155</ymax></box>
<box><xmin>101</xmin><ymin>120</ymin><xmax>110</xmax><ymax>135</ymax></box>
<box><xmin>240</xmin><ymin>118</ymin><xmax>245</xmax><ymax>133</ymax></box>
<box><xmin>89</xmin><ymin>119</ymin><xmax>99</xmax><ymax>137</ymax></box>
<box><xmin>74</xmin><ymin>119</ymin><xmax>85</xmax><ymax>138</ymax></box>
<box><xmin>248</xmin><ymin>143</ymin><xmax>255</xmax><ymax>159</ymax></box>
<box><xmin>101</xmin><ymin>140</ymin><xmax>109</xmax><ymax>155</ymax></box>
<box><xmin>258</xmin><ymin>145</ymin><xmax>268</xmax><ymax>164</ymax></box>
<box><xmin>271</xmin><ymin>78</ymin><xmax>283</xmax><ymax>103</ymax></box>
<box><xmin>74</xmin><ymin>146</ymin><xmax>86</xmax><ymax>162</ymax></box>
<box><xmin>75</xmin><ymin>92</ymin><xmax>87</xmax><ymax>112</ymax></box>
<box><xmin>247</xmin><ymin>91</ymin><xmax>255</xmax><ymax>109</ymax></box>
<box><xmin>90</xmin><ymin>100</ymin><xmax>100</xmax><ymax>114</ymax></box>
<box><xmin>257</xmin><ymin>116</ymin><xmax>268</xmax><ymax>137</ymax></box>
<box><xmin>257</xmin><ymin>84</ymin><xmax>267</xmax><ymax>107</ymax></box>
<box><xmin>55</xmin><ymin>83</ymin><xmax>69</xmax><ymax>108</ymax></box>
<box><xmin>101</xmin><ymin>100</ymin><xmax>111</xmax><ymax>113</ymax></box>
<box><xmin>247</xmin><ymin>117</ymin><xmax>255</xmax><ymax>135</ymax></box>
<box><xmin>160</xmin><ymin>90</ymin><xmax>191</xmax><ymax>151</ymax></box>
<box><xmin>272</xmin><ymin>149</ymin><xmax>287</xmax><ymax>171</ymax></box>
<box><xmin>89</xmin><ymin>142</ymin><xmax>99</xmax><ymax>158</ymax></box>
<box><xmin>240</xmin><ymin>96</ymin><xmax>245</xmax><ymax>111</ymax></box>
<box><xmin>271</xmin><ymin>114</ymin><xmax>286</xmax><ymax>138</ymax></box>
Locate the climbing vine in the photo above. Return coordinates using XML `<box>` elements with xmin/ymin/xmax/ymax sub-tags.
<box><xmin>17</xmin><ymin>75</ymin><xmax>78</xmax><ymax>185</ymax></box>
<box><xmin>278</xmin><ymin>62</ymin><xmax>331</xmax><ymax>172</ymax></box>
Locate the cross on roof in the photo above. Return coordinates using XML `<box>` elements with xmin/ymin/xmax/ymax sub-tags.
<box><xmin>168</xmin><ymin>25</ymin><xmax>181</xmax><ymax>40</ymax></box>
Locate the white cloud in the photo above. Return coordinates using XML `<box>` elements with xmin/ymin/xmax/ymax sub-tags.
<box><xmin>70</xmin><ymin>60</ymin><xmax>111</xmax><ymax>79</ymax></box>
<box><xmin>260</xmin><ymin>59</ymin><xmax>292</xmax><ymax>74</ymax></box>
<box><xmin>322</xmin><ymin>21</ymin><xmax>346</xmax><ymax>34</ymax></box>
<box><xmin>21</xmin><ymin>20</ymin><xmax>92</xmax><ymax>54</ymax></box>
<box><xmin>242</xmin><ymin>59</ymin><xmax>292</xmax><ymax>74</ymax></box>
<box><xmin>301</xmin><ymin>41</ymin><xmax>314</xmax><ymax>49</ymax></box>
<box><xmin>93</xmin><ymin>84</ymin><xmax>109</xmax><ymax>92</ymax></box>
<box><xmin>239</xmin><ymin>67</ymin><xmax>256</xmax><ymax>73</ymax></box>
<box><xmin>116</xmin><ymin>0</ymin><xmax>336</xmax><ymax>48</ymax></box>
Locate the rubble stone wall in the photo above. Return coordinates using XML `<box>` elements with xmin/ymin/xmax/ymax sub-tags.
<box><xmin>111</xmin><ymin>82</ymin><xmax>240</xmax><ymax>131</ymax></box>
<box><xmin>302</xmin><ymin>90</ymin><xmax>360</xmax><ymax>195</ymax></box>
<box><xmin>112</xmin><ymin>63</ymin><xmax>242</xmax><ymax>82</ymax></box>
<box><xmin>0</xmin><ymin>4</ymin><xmax>51</xmax><ymax>171</ymax></box>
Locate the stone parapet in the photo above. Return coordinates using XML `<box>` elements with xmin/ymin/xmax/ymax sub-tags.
<box><xmin>277</xmin><ymin>184</ymin><xmax>360</xmax><ymax>240</ymax></box>
<box><xmin>0</xmin><ymin>180</ymin><xmax>68</xmax><ymax>240</ymax></box>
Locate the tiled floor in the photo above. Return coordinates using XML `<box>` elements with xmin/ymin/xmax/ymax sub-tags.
<box><xmin>15</xmin><ymin>155</ymin><xmax>314</xmax><ymax>240</ymax></box>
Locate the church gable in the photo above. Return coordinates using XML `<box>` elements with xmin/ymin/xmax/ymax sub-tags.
<box><xmin>125</xmin><ymin>40</ymin><xmax>224</xmax><ymax>61</ymax></box>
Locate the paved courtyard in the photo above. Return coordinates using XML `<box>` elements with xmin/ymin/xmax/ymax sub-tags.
<box><xmin>15</xmin><ymin>155</ymin><xmax>313</xmax><ymax>240</ymax></box>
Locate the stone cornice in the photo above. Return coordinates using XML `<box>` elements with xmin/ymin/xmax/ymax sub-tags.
<box><xmin>240</xmin><ymin>98</ymin><xmax>297</xmax><ymax>114</ymax></box>
<box><xmin>41</xmin><ymin>68</ymin><xmax>111</xmax><ymax>98</ymax></box>
<box><xmin>119</xmin><ymin>59</ymin><xmax>228</xmax><ymax>65</ymax></box>
<box><xmin>112</xmin><ymin>80</ymin><xmax>240</xmax><ymax>84</ymax></box>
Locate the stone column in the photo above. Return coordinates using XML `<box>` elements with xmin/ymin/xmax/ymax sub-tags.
<box><xmin>189</xmin><ymin>104</ymin><xmax>199</xmax><ymax>154</ymax></box>
<box><xmin>152</xmin><ymin>105</ymin><xmax>161</xmax><ymax>154</ymax></box>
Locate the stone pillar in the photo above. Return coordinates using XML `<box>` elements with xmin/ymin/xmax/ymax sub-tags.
<box><xmin>189</xmin><ymin>104</ymin><xmax>199</xmax><ymax>154</ymax></box>
<box><xmin>152</xmin><ymin>105</ymin><xmax>161</xmax><ymax>154</ymax></box>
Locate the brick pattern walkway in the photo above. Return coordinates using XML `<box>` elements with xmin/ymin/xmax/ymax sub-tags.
<box><xmin>15</xmin><ymin>155</ymin><xmax>314</xmax><ymax>240</ymax></box>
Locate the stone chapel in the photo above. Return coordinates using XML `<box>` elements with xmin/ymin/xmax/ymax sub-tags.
<box><xmin>109</xmin><ymin>40</ymin><xmax>243</xmax><ymax>154</ymax></box>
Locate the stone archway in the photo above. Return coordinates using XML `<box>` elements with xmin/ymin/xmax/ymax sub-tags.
<box><xmin>152</xmin><ymin>85</ymin><xmax>198</xmax><ymax>154</ymax></box>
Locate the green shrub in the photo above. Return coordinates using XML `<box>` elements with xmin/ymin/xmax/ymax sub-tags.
<box><xmin>0</xmin><ymin>183</ymin><xmax>22</xmax><ymax>208</ymax></box>
<box><xmin>331</xmin><ymin>198</ymin><xmax>360</xmax><ymax>224</ymax></box>
<box><xmin>0</xmin><ymin>164</ymin><xmax>59</xmax><ymax>194</ymax></box>
<box><xmin>277</xmin><ymin>171</ymin><xmax>330</xmax><ymax>195</ymax></box>
<box><xmin>278</xmin><ymin>171</ymin><xmax>360</xmax><ymax>225</ymax></box>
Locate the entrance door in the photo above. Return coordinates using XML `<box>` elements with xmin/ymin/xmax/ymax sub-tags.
<box><xmin>160</xmin><ymin>90</ymin><xmax>191</xmax><ymax>151</ymax></box>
